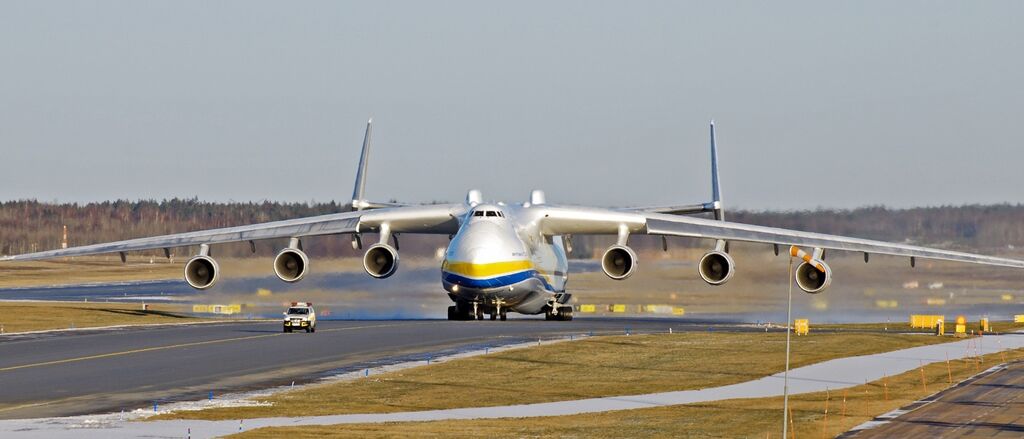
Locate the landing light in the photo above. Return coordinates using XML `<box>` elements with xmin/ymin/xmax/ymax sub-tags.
<box><xmin>452</xmin><ymin>285</ymin><xmax>459</xmax><ymax>293</ymax></box>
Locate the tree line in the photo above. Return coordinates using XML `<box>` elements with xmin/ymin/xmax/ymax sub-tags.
<box><xmin>2</xmin><ymin>199</ymin><xmax>1023</xmax><ymax>258</ymax></box>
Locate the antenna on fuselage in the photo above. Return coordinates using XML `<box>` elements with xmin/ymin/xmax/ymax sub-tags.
<box><xmin>466</xmin><ymin>189</ymin><xmax>483</xmax><ymax>207</ymax></box>
<box><xmin>349</xmin><ymin>118</ymin><xmax>373</xmax><ymax>211</ymax></box>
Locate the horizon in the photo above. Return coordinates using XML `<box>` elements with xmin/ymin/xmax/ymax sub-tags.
<box><xmin>4</xmin><ymin>196</ymin><xmax>1024</xmax><ymax>214</ymax></box>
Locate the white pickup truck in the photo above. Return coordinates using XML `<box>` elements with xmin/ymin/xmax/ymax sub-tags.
<box><xmin>283</xmin><ymin>302</ymin><xmax>317</xmax><ymax>333</ymax></box>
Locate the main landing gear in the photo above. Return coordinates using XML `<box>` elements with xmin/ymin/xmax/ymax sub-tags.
<box><xmin>447</xmin><ymin>305</ymin><xmax>485</xmax><ymax>321</ymax></box>
<box><xmin>440</xmin><ymin>304</ymin><xmax>506</xmax><ymax>321</ymax></box>
<box><xmin>545</xmin><ymin>306</ymin><xmax>574</xmax><ymax>321</ymax></box>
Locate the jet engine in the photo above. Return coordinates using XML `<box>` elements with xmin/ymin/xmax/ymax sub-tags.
<box><xmin>795</xmin><ymin>260</ymin><xmax>832</xmax><ymax>294</ymax></box>
<box><xmin>363</xmin><ymin>243</ymin><xmax>399</xmax><ymax>278</ymax></box>
<box><xmin>274</xmin><ymin>248</ymin><xmax>309</xmax><ymax>283</ymax></box>
<box><xmin>601</xmin><ymin>245</ymin><xmax>637</xmax><ymax>280</ymax></box>
<box><xmin>698</xmin><ymin>250</ymin><xmax>735</xmax><ymax>285</ymax></box>
<box><xmin>184</xmin><ymin>255</ymin><xmax>219</xmax><ymax>290</ymax></box>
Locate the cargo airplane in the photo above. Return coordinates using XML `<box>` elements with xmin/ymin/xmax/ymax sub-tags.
<box><xmin>4</xmin><ymin>120</ymin><xmax>1023</xmax><ymax>320</ymax></box>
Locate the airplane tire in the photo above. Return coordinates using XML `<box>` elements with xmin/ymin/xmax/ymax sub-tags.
<box><xmin>500</xmin><ymin>314</ymin><xmax>507</xmax><ymax>321</ymax></box>
<box><xmin>447</xmin><ymin>306</ymin><xmax>459</xmax><ymax>321</ymax></box>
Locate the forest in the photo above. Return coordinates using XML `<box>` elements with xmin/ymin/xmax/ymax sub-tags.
<box><xmin>2</xmin><ymin>199</ymin><xmax>1023</xmax><ymax>258</ymax></box>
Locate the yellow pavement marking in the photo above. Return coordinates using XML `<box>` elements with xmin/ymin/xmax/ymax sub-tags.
<box><xmin>0</xmin><ymin>322</ymin><xmax>425</xmax><ymax>373</ymax></box>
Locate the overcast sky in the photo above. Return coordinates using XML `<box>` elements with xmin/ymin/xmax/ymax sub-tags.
<box><xmin>1</xmin><ymin>1</ymin><xmax>1022</xmax><ymax>210</ymax></box>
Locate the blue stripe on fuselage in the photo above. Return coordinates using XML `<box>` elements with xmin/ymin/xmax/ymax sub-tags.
<box><xmin>442</xmin><ymin>269</ymin><xmax>554</xmax><ymax>291</ymax></box>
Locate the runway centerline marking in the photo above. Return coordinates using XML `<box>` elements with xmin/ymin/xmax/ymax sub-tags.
<box><xmin>0</xmin><ymin>322</ymin><xmax>427</xmax><ymax>373</ymax></box>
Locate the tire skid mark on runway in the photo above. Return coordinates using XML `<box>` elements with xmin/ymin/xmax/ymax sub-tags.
<box><xmin>0</xmin><ymin>322</ymin><xmax>428</xmax><ymax>373</ymax></box>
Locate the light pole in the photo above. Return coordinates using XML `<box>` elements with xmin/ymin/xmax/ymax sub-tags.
<box><xmin>782</xmin><ymin>253</ymin><xmax>794</xmax><ymax>439</ymax></box>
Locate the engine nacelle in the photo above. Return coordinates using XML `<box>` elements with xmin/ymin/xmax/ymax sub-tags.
<box><xmin>274</xmin><ymin>248</ymin><xmax>309</xmax><ymax>283</ymax></box>
<box><xmin>363</xmin><ymin>244</ymin><xmax>399</xmax><ymax>279</ymax></box>
<box><xmin>795</xmin><ymin>260</ymin><xmax>832</xmax><ymax>294</ymax></box>
<box><xmin>601</xmin><ymin>245</ymin><xmax>637</xmax><ymax>280</ymax></box>
<box><xmin>698</xmin><ymin>250</ymin><xmax>735</xmax><ymax>285</ymax></box>
<box><xmin>184</xmin><ymin>255</ymin><xmax>219</xmax><ymax>290</ymax></box>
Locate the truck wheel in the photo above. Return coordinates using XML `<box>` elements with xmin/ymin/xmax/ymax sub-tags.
<box><xmin>284</xmin><ymin>327</ymin><xmax>291</xmax><ymax>333</ymax></box>
<box><xmin>311</xmin><ymin>326</ymin><xmax>316</xmax><ymax>333</ymax></box>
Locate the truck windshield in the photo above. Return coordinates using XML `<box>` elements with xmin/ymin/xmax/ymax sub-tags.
<box><xmin>287</xmin><ymin>308</ymin><xmax>309</xmax><ymax>315</ymax></box>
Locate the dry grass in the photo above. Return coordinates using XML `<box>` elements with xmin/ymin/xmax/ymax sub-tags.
<box><xmin>0</xmin><ymin>257</ymin><xmax>186</xmax><ymax>288</ymax></box>
<box><xmin>227</xmin><ymin>346</ymin><xmax>1024</xmax><ymax>439</ymax></box>
<box><xmin>154</xmin><ymin>330</ymin><xmax>953</xmax><ymax>421</ymax></box>
<box><xmin>0</xmin><ymin>256</ymin><xmax>438</xmax><ymax>288</ymax></box>
<box><xmin>569</xmin><ymin>244</ymin><xmax>1024</xmax><ymax>318</ymax></box>
<box><xmin>0</xmin><ymin>301</ymin><xmax>205</xmax><ymax>333</ymax></box>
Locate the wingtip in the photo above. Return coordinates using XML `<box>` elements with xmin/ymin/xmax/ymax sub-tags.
<box><xmin>367</xmin><ymin>117</ymin><xmax>373</xmax><ymax>124</ymax></box>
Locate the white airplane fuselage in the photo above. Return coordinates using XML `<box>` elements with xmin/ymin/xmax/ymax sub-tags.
<box><xmin>441</xmin><ymin>203</ymin><xmax>569</xmax><ymax>315</ymax></box>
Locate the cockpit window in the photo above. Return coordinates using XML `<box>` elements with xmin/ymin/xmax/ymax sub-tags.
<box><xmin>472</xmin><ymin>209</ymin><xmax>504</xmax><ymax>218</ymax></box>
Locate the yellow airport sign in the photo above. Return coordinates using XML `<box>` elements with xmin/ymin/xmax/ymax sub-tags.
<box><xmin>610</xmin><ymin>304</ymin><xmax>627</xmax><ymax>313</ymax></box>
<box><xmin>875</xmin><ymin>300</ymin><xmax>898</xmax><ymax>309</ymax></box>
<box><xmin>794</xmin><ymin>319</ymin><xmax>809</xmax><ymax>336</ymax></box>
<box><xmin>193</xmin><ymin>304</ymin><xmax>242</xmax><ymax>315</ymax></box>
<box><xmin>579</xmin><ymin>304</ymin><xmax>597</xmax><ymax>313</ymax></box>
<box><xmin>955</xmin><ymin>315</ymin><xmax>967</xmax><ymax>337</ymax></box>
<box><xmin>1015</xmin><ymin>314</ymin><xmax>1024</xmax><ymax>323</ymax></box>
<box><xmin>910</xmin><ymin>315</ymin><xmax>944</xmax><ymax>329</ymax></box>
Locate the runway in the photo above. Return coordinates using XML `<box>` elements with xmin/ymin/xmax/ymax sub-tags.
<box><xmin>0</xmin><ymin>317</ymin><xmax>735</xmax><ymax>420</ymax></box>
<box><xmin>4</xmin><ymin>329</ymin><xmax>1023</xmax><ymax>438</ymax></box>
<box><xmin>845</xmin><ymin>360</ymin><xmax>1024</xmax><ymax>438</ymax></box>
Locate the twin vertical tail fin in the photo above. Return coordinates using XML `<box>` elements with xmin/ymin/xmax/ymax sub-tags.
<box><xmin>637</xmin><ymin>120</ymin><xmax>726</xmax><ymax>218</ymax></box>
<box><xmin>343</xmin><ymin>118</ymin><xmax>407</xmax><ymax>213</ymax></box>
<box><xmin>708</xmin><ymin>120</ymin><xmax>724</xmax><ymax>221</ymax></box>
<box><xmin>349</xmin><ymin>118</ymin><xmax>373</xmax><ymax>211</ymax></box>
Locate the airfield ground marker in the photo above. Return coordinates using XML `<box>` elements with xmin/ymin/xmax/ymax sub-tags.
<box><xmin>883</xmin><ymin>374</ymin><xmax>889</xmax><ymax>400</ymax></box>
<box><xmin>919</xmin><ymin>361</ymin><xmax>927</xmax><ymax>392</ymax></box>
<box><xmin>821</xmin><ymin>388</ymin><xmax>830</xmax><ymax>439</ymax></box>
<box><xmin>946</xmin><ymin>352</ymin><xmax>952</xmax><ymax>384</ymax></box>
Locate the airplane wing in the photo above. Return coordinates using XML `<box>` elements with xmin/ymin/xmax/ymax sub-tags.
<box><xmin>538</xmin><ymin>205</ymin><xmax>1024</xmax><ymax>268</ymax></box>
<box><xmin>0</xmin><ymin>204</ymin><xmax>464</xmax><ymax>262</ymax></box>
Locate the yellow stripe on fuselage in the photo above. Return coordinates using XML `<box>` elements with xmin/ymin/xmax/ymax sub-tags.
<box><xmin>443</xmin><ymin>260</ymin><xmax>534</xmax><ymax>279</ymax></box>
